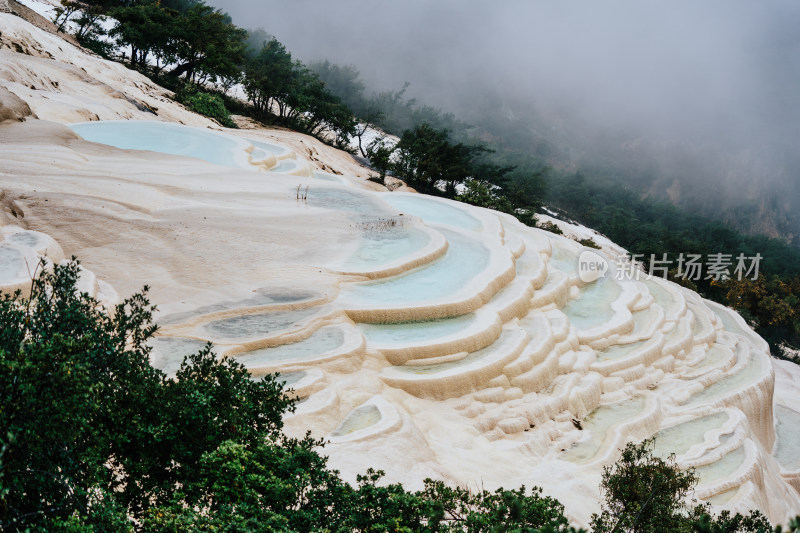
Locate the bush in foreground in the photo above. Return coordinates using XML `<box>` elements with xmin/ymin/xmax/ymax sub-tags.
<box><xmin>0</xmin><ymin>260</ymin><xmax>796</xmax><ymax>532</ymax></box>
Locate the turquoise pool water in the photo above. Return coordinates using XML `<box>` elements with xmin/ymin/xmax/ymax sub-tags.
<box><xmin>344</xmin><ymin>229</ymin><xmax>490</xmax><ymax>306</ymax></box>
<box><xmin>341</xmin><ymin>224</ymin><xmax>431</xmax><ymax>271</ymax></box>
<box><xmin>270</xmin><ymin>159</ymin><xmax>301</xmax><ymax>173</ymax></box>
<box><xmin>70</xmin><ymin>120</ymin><xmax>251</xmax><ymax>169</ymax></box>
<box><xmin>248</xmin><ymin>139</ymin><xmax>291</xmax><ymax>158</ymax></box>
<box><xmin>148</xmin><ymin>336</ymin><xmax>209</xmax><ymax>375</ymax></box>
<box><xmin>380</xmin><ymin>194</ymin><xmax>482</xmax><ymax>231</ymax></box>
<box><xmin>651</xmin><ymin>412</ymin><xmax>729</xmax><ymax>458</ymax></box>
<box><xmin>204</xmin><ymin>308</ymin><xmax>320</xmax><ymax>340</ymax></box>
<box><xmin>695</xmin><ymin>446</ymin><xmax>746</xmax><ymax>484</ymax></box>
<box><xmin>563</xmin><ymin>278</ymin><xmax>622</xmax><ymax>330</ymax></box>
<box><xmin>562</xmin><ymin>396</ymin><xmax>646</xmax><ymax>462</ymax></box>
<box><xmin>394</xmin><ymin>328</ymin><xmax>519</xmax><ymax>375</ymax></box>
<box><xmin>331</xmin><ymin>404</ymin><xmax>381</xmax><ymax>437</ymax></box>
<box><xmin>689</xmin><ymin>348</ymin><xmax>765</xmax><ymax>405</ymax></box>
<box><xmin>234</xmin><ymin>326</ymin><xmax>346</xmax><ymax>365</ymax></box>
<box><xmin>549</xmin><ymin>243</ymin><xmax>579</xmax><ymax>276</ymax></box>
<box><xmin>307</xmin><ymin>187</ymin><xmax>393</xmax><ymax>216</ymax></box>
<box><xmin>358</xmin><ymin>314</ymin><xmax>478</xmax><ymax>345</ymax></box>
<box><xmin>0</xmin><ymin>246</ymin><xmax>24</xmax><ymax>282</ymax></box>
<box><xmin>774</xmin><ymin>405</ymin><xmax>800</xmax><ymax>471</ymax></box>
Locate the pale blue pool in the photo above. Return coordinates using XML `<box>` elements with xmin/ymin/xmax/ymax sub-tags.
<box><xmin>70</xmin><ymin>120</ymin><xmax>251</xmax><ymax>169</ymax></box>
<box><xmin>688</xmin><ymin>348</ymin><xmax>765</xmax><ymax>405</ymax></box>
<box><xmin>549</xmin><ymin>243</ymin><xmax>579</xmax><ymax>275</ymax></box>
<box><xmin>774</xmin><ymin>405</ymin><xmax>800</xmax><ymax>471</ymax></box>
<box><xmin>563</xmin><ymin>278</ymin><xmax>622</xmax><ymax>330</ymax></box>
<box><xmin>380</xmin><ymin>194</ymin><xmax>482</xmax><ymax>231</ymax></box>
<box><xmin>394</xmin><ymin>328</ymin><xmax>518</xmax><ymax>375</ymax></box>
<box><xmin>651</xmin><ymin>412</ymin><xmax>729</xmax><ymax>458</ymax></box>
<box><xmin>0</xmin><ymin>246</ymin><xmax>24</xmax><ymax>282</ymax></box>
<box><xmin>270</xmin><ymin>159</ymin><xmax>300</xmax><ymax>173</ymax></box>
<box><xmin>343</xmin><ymin>229</ymin><xmax>490</xmax><ymax>306</ymax></box>
<box><xmin>204</xmin><ymin>308</ymin><xmax>320</xmax><ymax>340</ymax></box>
<box><xmin>148</xmin><ymin>336</ymin><xmax>209</xmax><ymax>375</ymax></box>
<box><xmin>358</xmin><ymin>314</ymin><xmax>478</xmax><ymax>344</ymax></box>
<box><xmin>248</xmin><ymin>139</ymin><xmax>291</xmax><ymax>158</ymax></box>
<box><xmin>341</xmin><ymin>225</ymin><xmax>431</xmax><ymax>271</ymax></box>
<box><xmin>562</xmin><ymin>396</ymin><xmax>646</xmax><ymax>462</ymax></box>
<box><xmin>234</xmin><ymin>326</ymin><xmax>345</xmax><ymax>365</ymax></box>
<box><xmin>331</xmin><ymin>404</ymin><xmax>381</xmax><ymax>436</ymax></box>
<box><xmin>307</xmin><ymin>187</ymin><xmax>393</xmax><ymax>215</ymax></box>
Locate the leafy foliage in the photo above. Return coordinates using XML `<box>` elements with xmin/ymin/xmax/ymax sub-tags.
<box><xmin>591</xmin><ymin>440</ymin><xmax>772</xmax><ymax>533</ymax></box>
<box><xmin>178</xmin><ymin>88</ymin><xmax>236</xmax><ymax>128</ymax></box>
<box><xmin>243</xmin><ymin>39</ymin><xmax>355</xmax><ymax>146</ymax></box>
<box><xmin>0</xmin><ymin>259</ymin><xmax>290</xmax><ymax>531</ymax></box>
<box><xmin>3</xmin><ymin>261</ymin><xmax>793</xmax><ymax>532</ymax></box>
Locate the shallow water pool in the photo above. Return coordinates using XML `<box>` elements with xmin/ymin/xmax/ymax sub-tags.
<box><xmin>651</xmin><ymin>412</ymin><xmax>729</xmax><ymax>459</ymax></box>
<box><xmin>774</xmin><ymin>405</ymin><xmax>800</xmax><ymax>471</ymax></box>
<box><xmin>380</xmin><ymin>194</ymin><xmax>482</xmax><ymax>231</ymax></box>
<box><xmin>358</xmin><ymin>314</ymin><xmax>478</xmax><ymax>345</ymax></box>
<box><xmin>344</xmin><ymin>229</ymin><xmax>490</xmax><ymax>306</ymax></box>
<box><xmin>394</xmin><ymin>328</ymin><xmax>519</xmax><ymax>375</ymax></box>
<box><xmin>204</xmin><ymin>308</ymin><xmax>320</xmax><ymax>340</ymax></box>
<box><xmin>340</xmin><ymin>221</ymin><xmax>431</xmax><ymax>272</ymax></box>
<box><xmin>148</xmin><ymin>336</ymin><xmax>209</xmax><ymax>376</ymax></box>
<box><xmin>234</xmin><ymin>326</ymin><xmax>346</xmax><ymax>366</ymax></box>
<box><xmin>331</xmin><ymin>404</ymin><xmax>382</xmax><ymax>436</ymax></box>
<box><xmin>563</xmin><ymin>278</ymin><xmax>622</xmax><ymax>331</ymax></box>
<box><xmin>70</xmin><ymin>120</ymin><xmax>252</xmax><ymax>168</ymax></box>
<box><xmin>562</xmin><ymin>396</ymin><xmax>646</xmax><ymax>462</ymax></box>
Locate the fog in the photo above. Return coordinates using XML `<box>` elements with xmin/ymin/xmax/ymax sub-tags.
<box><xmin>209</xmin><ymin>0</ymin><xmax>800</xmax><ymax>238</ymax></box>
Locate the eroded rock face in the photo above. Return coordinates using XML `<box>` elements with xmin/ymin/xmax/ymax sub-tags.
<box><xmin>1</xmin><ymin>6</ymin><xmax>799</xmax><ymax>529</ymax></box>
<box><xmin>0</xmin><ymin>86</ymin><xmax>34</xmax><ymax>123</ymax></box>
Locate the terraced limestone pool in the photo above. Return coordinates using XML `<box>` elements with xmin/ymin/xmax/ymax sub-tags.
<box><xmin>343</xmin><ymin>229</ymin><xmax>490</xmax><ymax>306</ymax></box>
<box><xmin>644</xmin><ymin>279</ymin><xmax>680</xmax><ymax>316</ymax></box>
<box><xmin>270</xmin><ymin>159</ymin><xmax>302</xmax><ymax>174</ymax></box>
<box><xmin>692</xmin><ymin>344</ymin><xmax>731</xmax><ymax>369</ymax></box>
<box><xmin>330</xmin><ymin>404</ymin><xmax>382</xmax><ymax>437</ymax></box>
<box><xmin>203</xmin><ymin>308</ymin><xmax>320</xmax><ymax>340</ymax></box>
<box><xmin>548</xmin><ymin>242</ymin><xmax>579</xmax><ymax>276</ymax></box>
<box><xmin>148</xmin><ymin>336</ymin><xmax>209</xmax><ymax>376</ymax></box>
<box><xmin>70</xmin><ymin>120</ymin><xmax>252</xmax><ymax>169</ymax></box>
<box><xmin>596</xmin><ymin>339</ymin><xmax>649</xmax><ymax>361</ymax></box>
<box><xmin>394</xmin><ymin>328</ymin><xmax>521</xmax><ymax>375</ymax></box>
<box><xmin>379</xmin><ymin>193</ymin><xmax>482</xmax><ymax>230</ymax></box>
<box><xmin>695</xmin><ymin>446</ymin><xmax>746</xmax><ymax>484</ymax></box>
<box><xmin>688</xmin><ymin>346</ymin><xmax>765</xmax><ymax>405</ymax></box>
<box><xmin>307</xmin><ymin>187</ymin><xmax>394</xmax><ymax>216</ymax></box>
<box><xmin>276</xmin><ymin>371</ymin><xmax>307</xmax><ymax>388</ymax></box>
<box><xmin>358</xmin><ymin>314</ymin><xmax>478</xmax><ymax>345</ymax></box>
<box><xmin>651</xmin><ymin>412</ymin><xmax>729</xmax><ymax>459</ymax></box>
<box><xmin>562</xmin><ymin>396</ymin><xmax>647</xmax><ymax>463</ymax></box>
<box><xmin>340</xmin><ymin>221</ymin><xmax>432</xmax><ymax>272</ymax></box>
<box><xmin>0</xmin><ymin>245</ymin><xmax>25</xmax><ymax>282</ymax></box>
<box><xmin>563</xmin><ymin>278</ymin><xmax>622</xmax><ymax>331</ymax></box>
<box><xmin>247</xmin><ymin>138</ymin><xmax>292</xmax><ymax>159</ymax></box>
<box><xmin>774</xmin><ymin>405</ymin><xmax>800</xmax><ymax>471</ymax></box>
<box><xmin>234</xmin><ymin>326</ymin><xmax>346</xmax><ymax>366</ymax></box>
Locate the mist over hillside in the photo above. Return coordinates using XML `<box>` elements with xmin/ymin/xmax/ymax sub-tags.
<box><xmin>210</xmin><ymin>0</ymin><xmax>800</xmax><ymax>241</ymax></box>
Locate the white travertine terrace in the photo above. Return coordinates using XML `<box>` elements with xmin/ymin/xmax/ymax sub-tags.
<box><xmin>1</xmin><ymin>10</ymin><xmax>799</xmax><ymax>528</ymax></box>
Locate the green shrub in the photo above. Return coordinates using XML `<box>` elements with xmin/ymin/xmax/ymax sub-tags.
<box><xmin>578</xmin><ymin>237</ymin><xmax>601</xmax><ymax>249</ymax></box>
<box><xmin>180</xmin><ymin>90</ymin><xmax>236</xmax><ymax>128</ymax></box>
<box><xmin>538</xmin><ymin>220</ymin><xmax>564</xmax><ymax>235</ymax></box>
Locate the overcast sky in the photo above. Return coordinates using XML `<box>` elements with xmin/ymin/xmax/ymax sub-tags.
<box><xmin>209</xmin><ymin>0</ymin><xmax>800</xmax><ymax>220</ymax></box>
